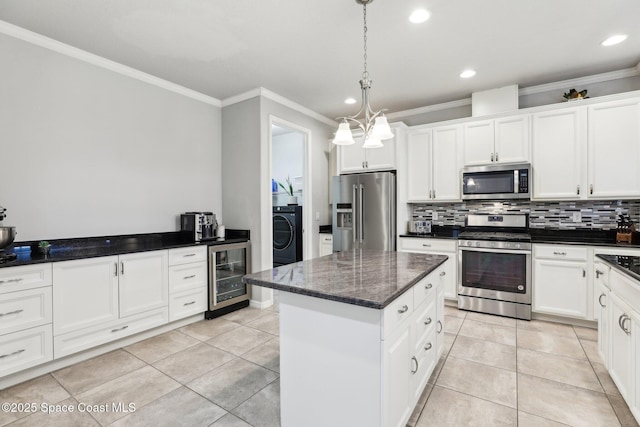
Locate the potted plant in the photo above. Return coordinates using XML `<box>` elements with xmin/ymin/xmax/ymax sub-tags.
<box><xmin>278</xmin><ymin>176</ymin><xmax>297</xmax><ymax>205</ymax></box>
<box><xmin>38</xmin><ymin>240</ymin><xmax>51</xmax><ymax>256</ymax></box>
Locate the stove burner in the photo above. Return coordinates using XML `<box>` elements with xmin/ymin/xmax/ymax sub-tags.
<box><xmin>0</xmin><ymin>252</ymin><xmax>17</xmax><ymax>264</ymax></box>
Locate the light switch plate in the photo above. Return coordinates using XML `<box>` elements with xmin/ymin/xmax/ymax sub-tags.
<box><xmin>572</xmin><ymin>211</ymin><xmax>582</xmax><ymax>222</ymax></box>
<box><xmin>432</xmin><ymin>211</ymin><xmax>438</xmax><ymax>220</ymax></box>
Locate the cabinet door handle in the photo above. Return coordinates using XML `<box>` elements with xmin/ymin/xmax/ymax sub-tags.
<box><xmin>397</xmin><ymin>305</ymin><xmax>409</xmax><ymax>314</ymax></box>
<box><xmin>120</xmin><ymin>262</ymin><xmax>125</xmax><ymax>275</ymax></box>
<box><xmin>411</xmin><ymin>356</ymin><xmax>419</xmax><ymax>374</ymax></box>
<box><xmin>0</xmin><ymin>278</ymin><xmax>23</xmax><ymax>284</ymax></box>
<box><xmin>425</xmin><ymin>283</ymin><xmax>433</xmax><ymax>290</ymax></box>
<box><xmin>490</xmin><ymin>153</ymin><xmax>494</xmax><ymax>162</ymax></box>
<box><xmin>576</xmin><ymin>185</ymin><xmax>580</xmax><ymax>195</ymax></box>
<box><xmin>553</xmin><ymin>252</ymin><xmax>567</xmax><ymax>256</ymax></box>
<box><xmin>114</xmin><ymin>262</ymin><xmax>118</xmax><ymax>277</ymax></box>
<box><xmin>183</xmin><ymin>275</ymin><xmax>196</xmax><ymax>280</ymax></box>
<box><xmin>619</xmin><ymin>314</ymin><xmax>631</xmax><ymax>335</ymax></box>
<box><xmin>183</xmin><ymin>301</ymin><xmax>196</xmax><ymax>306</ymax></box>
<box><xmin>111</xmin><ymin>325</ymin><xmax>129</xmax><ymax>333</ymax></box>
<box><xmin>432</xmin><ymin>190</ymin><xmax>436</xmax><ymax>199</ymax></box>
<box><xmin>495</xmin><ymin>152</ymin><xmax>499</xmax><ymax>162</ymax></box>
<box><xmin>436</xmin><ymin>320</ymin><xmax>443</xmax><ymax>334</ymax></box>
<box><xmin>424</xmin><ymin>342</ymin><xmax>433</xmax><ymax>351</ymax></box>
<box><xmin>583</xmin><ymin>269</ymin><xmax>586</xmax><ymax>278</ymax></box>
<box><xmin>598</xmin><ymin>293</ymin><xmax>606</xmax><ymax>308</ymax></box>
<box><xmin>440</xmin><ymin>271</ymin><xmax>446</xmax><ymax>277</ymax></box>
<box><xmin>424</xmin><ymin>317</ymin><xmax>432</xmax><ymax>325</ymax></box>
<box><xmin>0</xmin><ymin>348</ymin><xmax>25</xmax><ymax>359</ymax></box>
<box><xmin>595</xmin><ymin>269</ymin><xmax>603</xmax><ymax>279</ymax></box>
<box><xmin>0</xmin><ymin>309</ymin><xmax>24</xmax><ymax>317</ymax></box>
<box><xmin>590</xmin><ymin>184</ymin><xmax>593</xmax><ymax>195</ymax></box>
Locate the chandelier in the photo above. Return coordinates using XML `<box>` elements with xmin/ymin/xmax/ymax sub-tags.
<box><xmin>332</xmin><ymin>0</ymin><xmax>393</xmax><ymax>148</ymax></box>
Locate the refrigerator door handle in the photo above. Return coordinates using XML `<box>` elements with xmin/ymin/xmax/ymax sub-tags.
<box><xmin>352</xmin><ymin>184</ymin><xmax>358</xmax><ymax>244</ymax></box>
<box><xmin>359</xmin><ymin>184</ymin><xmax>364</xmax><ymax>243</ymax></box>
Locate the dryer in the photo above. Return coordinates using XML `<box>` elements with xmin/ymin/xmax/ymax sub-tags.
<box><xmin>273</xmin><ymin>206</ymin><xmax>303</xmax><ymax>266</ymax></box>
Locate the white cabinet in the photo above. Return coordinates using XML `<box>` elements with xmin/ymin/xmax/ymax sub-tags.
<box><xmin>594</xmin><ymin>262</ymin><xmax>611</xmax><ymax>366</ymax></box>
<box><xmin>463</xmin><ymin>115</ymin><xmax>529</xmax><ymax>166</ymax></box>
<box><xmin>407</xmin><ymin>126</ymin><xmax>461</xmax><ymax>202</ymax></box>
<box><xmin>399</xmin><ymin>237</ymin><xmax>457</xmax><ymax>300</ymax></box>
<box><xmin>338</xmin><ymin>133</ymin><xmax>396</xmax><ymax>174</ymax></box>
<box><xmin>168</xmin><ymin>246</ymin><xmax>207</xmax><ymax>322</ymax></box>
<box><xmin>0</xmin><ymin>263</ymin><xmax>53</xmax><ymax>377</ymax></box>
<box><xmin>53</xmin><ymin>251</ymin><xmax>169</xmax><ymax>357</ymax></box>
<box><xmin>531</xmin><ymin>107</ymin><xmax>586</xmax><ymax>199</ymax></box>
<box><xmin>608</xmin><ymin>290</ymin><xmax>634</xmax><ymax>400</ymax></box>
<box><xmin>319</xmin><ymin>234</ymin><xmax>333</xmax><ymax>257</ymax></box>
<box><xmin>533</xmin><ymin>245</ymin><xmax>589</xmax><ymax>319</ymax></box>
<box><xmin>384</xmin><ymin>327</ymin><xmax>412</xmax><ymax>427</ymax></box>
<box><xmin>588</xmin><ymin>98</ymin><xmax>640</xmax><ymax>199</ymax></box>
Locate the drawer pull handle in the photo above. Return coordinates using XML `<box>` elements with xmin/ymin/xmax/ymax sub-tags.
<box><xmin>411</xmin><ymin>356</ymin><xmax>418</xmax><ymax>374</ymax></box>
<box><xmin>184</xmin><ymin>253</ymin><xmax>197</xmax><ymax>257</ymax></box>
<box><xmin>183</xmin><ymin>275</ymin><xmax>196</xmax><ymax>280</ymax></box>
<box><xmin>436</xmin><ymin>320</ymin><xmax>443</xmax><ymax>334</ymax></box>
<box><xmin>0</xmin><ymin>349</ymin><xmax>25</xmax><ymax>359</ymax></box>
<box><xmin>425</xmin><ymin>283</ymin><xmax>433</xmax><ymax>290</ymax></box>
<box><xmin>0</xmin><ymin>278</ymin><xmax>24</xmax><ymax>284</ymax></box>
<box><xmin>553</xmin><ymin>252</ymin><xmax>567</xmax><ymax>256</ymax></box>
<box><xmin>595</xmin><ymin>269</ymin><xmax>603</xmax><ymax>279</ymax></box>
<box><xmin>439</xmin><ymin>271</ymin><xmax>446</xmax><ymax>277</ymax></box>
<box><xmin>0</xmin><ymin>309</ymin><xmax>24</xmax><ymax>317</ymax></box>
<box><xmin>111</xmin><ymin>325</ymin><xmax>129</xmax><ymax>333</ymax></box>
<box><xmin>422</xmin><ymin>244</ymin><xmax>431</xmax><ymax>248</ymax></box>
<box><xmin>424</xmin><ymin>342</ymin><xmax>433</xmax><ymax>351</ymax></box>
<box><xmin>424</xmin><ymin>317</ymin><xmax>432</xmax><ymax>325</ymax></box>
<box><xmin>183</xmin><ymin>301</ymin><xmax>196</xmax><ymax>306</ymax></box>
<box><xmin>398</xmin><ymin>305</ymin><xmax>409</xmax><ymax>314</ymax></box>
<box><xmin>598</xmin><ymin>293</ymin><xmax>606</xmax><ymax>308</ymax></box>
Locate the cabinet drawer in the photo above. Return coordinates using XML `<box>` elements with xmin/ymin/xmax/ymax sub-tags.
<box><xmin>0</xmin><ymin>287</ymin><xmax>52</xmax><ymax>336</ymax></box>
<box><xmin>383</xmin><ymin>290</ymin><xmax>414</xmax><ymax>339</ymax></box>
<box><xmin>169</xmin><ymin>288</ymin><xmax>207</xmax><ymax>322</ymax></box>
<box><xmin>168</xmin><ymin>246</ymin><xmax>207</xmax><ymax>266</ymax></box>
<box><xmin>412</xmin><ymin>327</ymin><xmax>437</xmax><ymax>401</ymax></box>
<box><xmin>413</xmin><ymin>271</ymin><xmax>439</xmax><ymax>310</ymax></box>
<box><xmin>535</xmin><ymin>244</ymin><xmax>587</xmax><ymax>261</ymax></box>
<box><xmin>0</xmin><ymin>324</ymin><xmax>53</xmax><ymax>377</ymax></box>
<box><xmin>413</xmin><ymin>298</ymin><xmax>437</xmax><ymax>355</ymax></box>
<box><xmin>399</xmin><ymin>238</ymin><xmax>456</xmax><ymax>253</ymax></box>
<box><xmin>54</xmin><ymin>307</ymin><xmax>168</xmax><ymax>358</ymax></box>
<box><xmin>0</xmin><ymin>264</ymin><xmax>52</xmax><ymax>294</ymax></box>
<box><xmin>169</xmin><ymin>262</ymin><xmax>207</xmax><ymax>293</ymax></box>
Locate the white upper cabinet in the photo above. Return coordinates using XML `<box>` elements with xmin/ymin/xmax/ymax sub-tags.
<box><xmin>463</xmin><ymin>115</ymin><xmax>529</xmax><ymax>166</ymax></box>
<box><xmin>588</xmin><ymin>98</ymin><xmax>640</xmax><ymax>199</ymax></box>
<box><xmin>406</xmin><ymin>125</ymin><xmax>461</xmax><ymax>202</ymax></box>
<box><xmin>338</xmin><ymin>133</ymin><xmax>396</xmax><ymax>174</ymax></box>
<box><xmin>531</xmin><ymin>107</ymin><xmax>586</xmax><ymax>200</ymax></box>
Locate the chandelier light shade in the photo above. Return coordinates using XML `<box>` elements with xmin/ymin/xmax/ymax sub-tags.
<box><xmin>332</xmin><ymin>0</ymin><xmax>393</xmax><ymax>149</ymax></box>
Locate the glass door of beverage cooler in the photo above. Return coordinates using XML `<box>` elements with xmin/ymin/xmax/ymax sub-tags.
<box><xmin>208</xmin><ymin>241</ymin><xmax>251</xmax><ymax>314</ymax></box>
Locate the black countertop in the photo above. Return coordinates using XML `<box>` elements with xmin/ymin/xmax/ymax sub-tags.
<box><xmin>243</xmin><ymin>250</ymin><xmax>448</xmax><ymax>309</ymax></box>
<box><xmin>0</xmin><ymin>229</ymin><xmax>250</xmax><ymax>268</ymax></box>
<box><xmin>597</xmin><ymin>254</ymin><xmax>640</xmax><ymax>282</ymax></box>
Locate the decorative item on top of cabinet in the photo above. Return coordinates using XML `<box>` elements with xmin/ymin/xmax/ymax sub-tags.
<box><xmin>462</xmin><ymin>115</ymin><xmax>530</xmax><ymax>166</ymax></box>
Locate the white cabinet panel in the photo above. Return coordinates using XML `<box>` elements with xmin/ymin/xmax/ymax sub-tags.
<box><xmin>53</xmin><ymin>256</ymin><xmax>119</xmax><ymax>335</ymax></box>
<box><xmin>168</xmin><ymin>246</ymin><xmax>207</xmax><ymax>266</ymax></box>
<box><xmin>384</xmin><ymin>327</ymin><xmax>412</xmax><ymax>427</ymax></box>
<box><xmin>119</xmin><ymin>250</ymin><xmax>168</xmax><ymax>318</ymax></box>
<box><xmin>407</xmin><ymin>131</ymin><xmax>432</xmax><ymax>201</ymax></box>
<box><xmin>0</xmin><ymin>325</ymin><xmax>53</xmax><ymax>377</ymax></box>
<box><xmin>608</xmin><ymin>291</ymin><xmax>633</xmax><ymax>400</ymax></box>
<box><xmin>533</xmin><ymin>256</ymin><xmax>588</xmax><ymax>319</ymax></box>
<box><xmin>168</xmin><ymin>262</ymin><xmax>207</xmax><ymax>294</ymax></box>
<box><xmin>494</xmin><ymin>115</ymin><xmax>530</xmax><ymax>164</ymax></box>
<box><xmin>169</xmin><ymin>287</ymin><xmax>207</xmax><ymax>322</ymax></box>
<box><xmin>463</xmin><ymin>120</ymin><xmax>494</xmax><ymax>166</ymax></box>
<box><xmin>532</xmin><ymin>107</ymin><xmax>586</xmax><ymax>199</ymax></box>
<box><xmin>431</xmin><ymin>125</ymin><xmax>462</xmax><ymax>201</ymax></box>
<box><xmin>0</xmin><ymin>263</ymin><xmax>52</xmax><ymax>294</ymax></box>
<box><xmin>0</xmin><ymin>287</ymin><xmax>52</xmax><ymax>336</ymax></box>
<box><xmin>338</xmin><ymin>134</ymin><xmax>396</xmax><ymax>174</ymax></box>
<box><xmin>319</xmin><ymin>234</ymin><xmax>333</xmax><ymax>257</ymax></box>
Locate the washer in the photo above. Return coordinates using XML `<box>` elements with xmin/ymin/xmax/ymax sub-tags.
<box><xmin>273</xmin><ymin>206</ymin><xmax>303</xmax><ymax>267</ymax></box>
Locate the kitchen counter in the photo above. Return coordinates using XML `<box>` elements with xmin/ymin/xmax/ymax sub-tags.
<box><xmin>243</xmin><ymin>249</ymin><xmax>447</xmax><ymax>309</ymax></box>
<box><xmin>597</xmin><ymin>254</ymin><xmax>640</xmax><ymax>282</ymax></box>
<box><xmin>0</xmin><ymin>229</ymin><xmax>250</xmax><ymax>268</ymax></box>
<box><xmin>399</xmin><ymin>225</ymin><xmax>462</xmax><ymax>240</ymax></box>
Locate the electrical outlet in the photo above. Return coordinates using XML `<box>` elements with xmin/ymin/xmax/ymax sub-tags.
<box><xmin>572</xmin><ymin>211</ymin><xmax>582</xmax><ymax>222</ymax></box>
<box><xmin>316</xmin><ymin>211</ymin><xmax>320</xmax><ymax>221</ymax></box>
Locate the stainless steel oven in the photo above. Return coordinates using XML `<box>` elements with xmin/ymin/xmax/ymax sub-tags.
<box><xmin>457</xmin><ymin>214</ymin><xmax>532</xmax><ymax>320</ymax></box>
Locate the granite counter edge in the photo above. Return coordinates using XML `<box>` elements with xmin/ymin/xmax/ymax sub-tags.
<box><xmin>596</xmin><ymin>254</ymin><xmax>640</xmax><ymax>283</ymax></box>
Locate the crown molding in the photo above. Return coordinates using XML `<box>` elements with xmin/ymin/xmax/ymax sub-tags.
<box><xmin>386</xmin><ymin>98</ymin><xmax>472</xmax><ymax>120</ymax></box>
<box><xmin>222</xmin><ymin>88</ymin><xmax>337</xmax><ymax>127</ymax></box>
<box><xmin>0</xmin><ymin>20</ymin><xmax>222</xmax><ymax>107</ymax></box>
<box><xmin>518</xmin><ymin>66</ymin><xmax>640</xmax><ymax>96</ymax></box>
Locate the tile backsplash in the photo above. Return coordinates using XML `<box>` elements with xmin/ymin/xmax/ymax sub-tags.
<box><xmin>411</xmin><ymin>200</ymin><xmax>640</xmax><ymax>230</ymax></box>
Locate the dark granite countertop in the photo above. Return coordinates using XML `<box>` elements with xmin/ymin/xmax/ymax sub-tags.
<box><xmin>319</xmin><ymin>225</ymin><xmax>332</xmax><ymax>234</ymax></box>
<box><xmin>243</xmin><ymin>249</ymin><xmax>448</xmax><ymax>309</ymax></box>
<box><xmin>0</xmin><ymin>229</ymin><xmax>250</xmax><ymax>268</ymax></box>
<box><xmin>597</xmin><ymin>254</ymin><xmax>640</xmax><ymax>283</ymax></box>
<box><xmin>399</xmin><ymin>225</ymin><xmax>462</xmax><ymax>240</ymax></box>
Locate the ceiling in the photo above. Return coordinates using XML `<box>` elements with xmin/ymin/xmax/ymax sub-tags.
<box><xmin>1</xmin><ymin>0</ymin><xmax>639</xmax><ymax>120</ymax></box>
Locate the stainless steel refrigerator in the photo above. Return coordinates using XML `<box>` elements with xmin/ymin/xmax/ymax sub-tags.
<box><xmin>332</xmin><ymin>172</ymin><xmax>396</xmax><ymax>252</ymax></box>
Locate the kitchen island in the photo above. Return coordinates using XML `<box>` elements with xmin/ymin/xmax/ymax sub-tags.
<box><xmin>243</xmin><ymin>250</ymin><xmax>449</xmax><ymax>427</ymax></box>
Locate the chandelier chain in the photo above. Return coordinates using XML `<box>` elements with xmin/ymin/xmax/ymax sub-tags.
<box><xmin>362</xmin><ymin>3</ymin><xmax>368</xmax><ymax>79</ymax></box>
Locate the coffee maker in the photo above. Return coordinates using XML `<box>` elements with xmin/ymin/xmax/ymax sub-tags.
<box><xmin>180</xmin><ymin>212</ymin><xmax>217</xmax><ymax>242</ymax></box>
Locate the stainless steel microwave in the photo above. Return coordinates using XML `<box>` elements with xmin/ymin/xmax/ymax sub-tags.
<box><xmin>461</xmin><ymin>163</ymin><xmax>531</xmax><ymax>200</ymax></box>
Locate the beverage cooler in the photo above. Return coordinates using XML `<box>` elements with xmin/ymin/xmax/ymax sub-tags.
<box><xmin>205</xmin><ymin>241</ymin><xmax>251</xmax><ymax>319</ymax></box>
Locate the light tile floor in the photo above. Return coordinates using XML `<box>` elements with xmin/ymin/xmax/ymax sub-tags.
<box><xmin>0</xmin><ymin>305</ymin><xmax>638</xmax><ymax>427</ymax></box>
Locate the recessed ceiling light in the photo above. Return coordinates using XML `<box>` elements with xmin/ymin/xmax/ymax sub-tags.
<box><xmin>344</xmin><ymin>98</ymin><xmax>357</xmax><ymax>105</ymax></box>
<box><xmin>409</xmin><ymin>9</ymin><xmax>431</xmax><ymax>24</ymax></box>
<box><xmin>601</xmin><ymin>34</ymin><xmax>628</xmax><ymax>46</ymax></box>
<box><xmin>460</xmin><ymin>69</ymin><xmax>476</xmax><ymax>79</ymax></box>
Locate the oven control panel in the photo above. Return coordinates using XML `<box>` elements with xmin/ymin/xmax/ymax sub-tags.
<box><xmin>459</xmin><ymin>240</ymin><xmax>531</xmax><ymax>251</ymax></box>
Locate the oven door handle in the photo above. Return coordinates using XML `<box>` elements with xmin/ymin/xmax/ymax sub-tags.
<box><xmin>459</xmin><ymin>247</ymin><xmax>531</xmax><ymax>255</ymax></box>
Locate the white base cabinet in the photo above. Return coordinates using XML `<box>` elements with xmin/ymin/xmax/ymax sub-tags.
<box><xmin>399</xmin><ymin>237</ymin><xmax>457</xmax><ymax>300</ymax></box>
<box><xmin>278</xmin><ymin>261</ymin><xmax>447</xmax><ymax>427</ymax></box>
<box><xmin>319</xmin><ymin>234</ymin><xmax>333</xmax><ymax>257</ymax></box>
<box><xmin>168</xmin><ymin>246</ymin><xmax>207</xmax><ymax>322</ymax></box>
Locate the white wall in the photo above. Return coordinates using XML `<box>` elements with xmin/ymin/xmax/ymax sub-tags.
<box><xmin>0</xmin><ymin>33</ymin><xmax>222</xmax><ymax>241</ymax></box>
<box><xmin>272</xmin><ymin>131</ymin><xmax>304</xmax><ymax>207</ymax></box>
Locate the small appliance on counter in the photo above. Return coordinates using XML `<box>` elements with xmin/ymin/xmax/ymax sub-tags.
<box><xmin>408</xmin><ymin>220</ymin><xmax>432</xmax><ymax>235</ymax></box>
<box><xmin>181</xmin><ymin>212</ymin><xmax>218</xmax><ymax>242</ymax></box>
<box><xmin>0</xmin><ymin>205</ymin><xmax>17</xmax><ymax>263</ymax></box>
<box><xmin>616</xmin><ymin>214</ymin><xmax>636</xmax><ymax>243</ymax></box>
